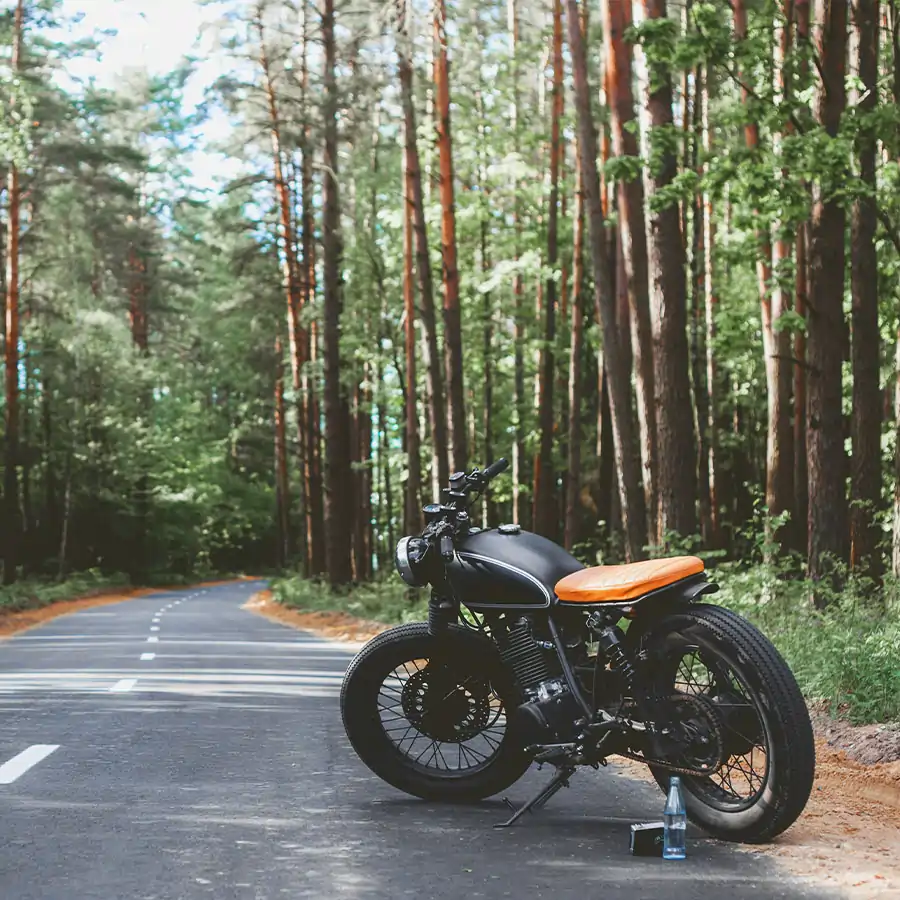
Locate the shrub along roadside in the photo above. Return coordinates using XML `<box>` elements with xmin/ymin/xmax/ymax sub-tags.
<box><xmin>0</xmin><ymin>570</ymin><xmax>131</xmax><ymax>614</ymax></box>
<box><xmin>271</xmin><ymin>564</ymin><xmax>900</xmax><ymax>726</ymax></box>
<box><xmin>0</xmin><ymin>568</ymin><xmax>266</xmax><ymax>616</ymax></box>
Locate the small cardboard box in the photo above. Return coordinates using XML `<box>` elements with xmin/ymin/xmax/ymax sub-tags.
<box><xmin>629</xmin><ymin>822</ymin><xmax>665</xmax><ymax>857</ymax></box>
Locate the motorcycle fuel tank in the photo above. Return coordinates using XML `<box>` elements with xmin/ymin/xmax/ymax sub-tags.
<box><xmin>445</xmin><ymin>527</ymin><xmax>584</xmax><ymax>609</ymax></box>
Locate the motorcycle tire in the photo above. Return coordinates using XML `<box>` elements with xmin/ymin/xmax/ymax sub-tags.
<box><xmin>340</xmin><ymin>622</ymin><xmax>532</xmax><ymax>802</ymax></box>
<box><xmin>634</xmin><ymin>603</ymin><xmax>815</xmax><ymax>843</ymax></box>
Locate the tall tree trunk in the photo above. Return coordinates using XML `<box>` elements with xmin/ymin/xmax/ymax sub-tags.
<box><xmin>564</xmin><ymin>153</ymin><xmax>586</xmax><ymax>551</ymax></box>
<box><xmin>567</xmin><ymin>0</ymin><xmax>646</xmax><ymax>562</ymax></box>
<box><xmin>3</xmin><ymin>0</ymin><xmax>24</xmax><ymax>586</ymax></box>
<box><xmin>402</xmin><ymin>142</ymin><xmax>422</xmax><ymax>536</ymax></box>
<box><xmin>733</xmin><ymin>0</ymin><xmax>793</xmax><ymax>547</ymax></box>
<box><xmin>274</xmin><ymin>333</ymin><xmax>291</xmax><ymax>569</ymax></box>
<box><xmin>507</xmin><ymin>0</ymin><xmax>527</xmax><ymax>524</ymax></box>
<box><xmin>321</xmin><ymin>0</ymin><xmax>352</xmax><ymax>586</ymax></box>
<box><xmin>396</xmin><ymin>6</ymin><xmax>449</xmax><ymax>494</ymax></box>
<box><xmin>691</xmin><ymin>67</ymin><xmax>713</xmax><ymax>543</ymax></box>
<box><xmin>128</xmin><ymin>241</ymin><xmax>150</xmax><ymax>581</ymax></box>
<box><xmin>603</xmin><ymin>0</ymin><xmax>658</xmax><ymax>540</ymax></box>
<box><xmin>702</xmin><ymin>70</ymin><xmax>725</xmax><ymax>547</ymax></box>
<box><xmin>794</xmin><ymin>0</ymin><xmax>811</xmax><ymax>554</ymax></box>
<box><xmin>807</xmin><ymin>0</ymin><xmax>849</xmax><ymax>601</ymax></box>
<box><xmin>533</xmin><ymin>0</ymin><xmax>563</xmax><ymax>539</ymax></box>
<box><xmin>640</xmin><ymin>0</ymin><xmax>698</xmax><ymax>544</ymax></box>
<box><xmin>849</xmin><ymin>0</ymin><xmax>882</xmax><ymax>578</ymax></box>
<box><xmin>434</xmin><ymin>0</ymin><xmax>467</xmax><ymax>474</ymax></box>
<box><xmin>301</xmin><ymin>3</ymin><xmax>325</xmax><ymax>577</ymax></box>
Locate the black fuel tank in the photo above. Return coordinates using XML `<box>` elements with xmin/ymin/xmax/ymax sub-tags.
<box><xmin>445</xmin><ymin>527</ymin><xmax>584</xmax><ymax>610</ymax></box>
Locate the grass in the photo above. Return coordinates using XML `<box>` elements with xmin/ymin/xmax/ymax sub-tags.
<box><xmin>711</xmin><ymin>562</ymin><xmax>900</xmax><ymax>725</ymax></box>
<box><xmin>270</xmin><ymin>574</ymin><xmax>429</xmax><ymax>625</ymax></box>
<box><xmin>272</xmin><ymin>562</ymin><xmax>900</xmax><ymax>726</ymax></box>
<box><xmin>0</xmin><ymin>569</ymin><xmax>131</xmax><ymax>614</ymax></box>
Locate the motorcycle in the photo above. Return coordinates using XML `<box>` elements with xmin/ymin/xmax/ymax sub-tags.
<box><xmin>340</xmin><ymin>459</ymin><xmax>815</xmax><ymax>842</ymax></box>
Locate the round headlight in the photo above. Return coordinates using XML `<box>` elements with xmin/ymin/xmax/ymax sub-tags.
<box><xmin>395</xmin><ymin>536</ymin><xmax>428</xmax><ymax>587</ymax></box>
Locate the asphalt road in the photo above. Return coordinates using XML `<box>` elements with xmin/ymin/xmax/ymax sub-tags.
<box><xmin>0</xmin><ymin>581</ymin><xmax>838</xmax><ymax>900</ymax></box>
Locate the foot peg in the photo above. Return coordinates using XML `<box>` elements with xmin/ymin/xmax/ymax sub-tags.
<box><xmin>494</xmin><ymin>764</ymin><xmax>577</xmax><ymax>829</ymax></box>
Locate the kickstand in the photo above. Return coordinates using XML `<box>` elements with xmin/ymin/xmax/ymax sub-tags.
<box><xmin>494</xmin><ymin>765</ymin><xmax>577</xmax><ymax>829</ymax></box>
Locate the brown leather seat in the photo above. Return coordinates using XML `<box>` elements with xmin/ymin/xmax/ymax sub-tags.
<box><xmin>554</xmin><ymin>556</ymin><xmax>705</xmax><ymax>603</ymax></box>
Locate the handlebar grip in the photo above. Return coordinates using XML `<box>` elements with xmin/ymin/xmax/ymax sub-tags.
<box><xmin>440</xmin><ymin>534</ymin><xmax>455</xmax><ymax>560</ymax></box>
<box><xmin>482</xmin><ymin>458</ymin><xmax>510</xmax><ymax>482</ymax></box>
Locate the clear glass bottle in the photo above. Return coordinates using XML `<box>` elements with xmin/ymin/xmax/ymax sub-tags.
<box><xmin>663</xmin><ymin>775</ymin><xmax>687</xmax><ymax>860</ymax></box>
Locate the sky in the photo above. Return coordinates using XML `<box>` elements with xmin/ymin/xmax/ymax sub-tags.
<box><xmin>54</xmin><ymin>0</ymin><xmax>244</xmax><ymax>192</ymax></box>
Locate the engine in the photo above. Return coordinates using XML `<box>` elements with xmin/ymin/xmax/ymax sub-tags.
<box><xmin>498</xmin><ymin>618</ymin><xmax>583</xmax><ymax>746</ymax></box>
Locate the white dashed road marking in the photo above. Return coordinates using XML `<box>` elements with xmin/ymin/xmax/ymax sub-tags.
<box><xmin>140</xmin><ymin>653</ymin><xmax>156</xmax><ymax>661</ymax></box>
<box><xmin>110</xmin><ymin>679</ymin><xmax>138</xmax><ymax>693</ymax></box>
<box><xmin>0</xmin><ymin>745</ymin><xmax>60</xmax><ymax>785</ymax></box>
<box><xmin>147</xmin><ymin>637</ymin><xmax>159</xmax><ymax>643</ymax></box>
<box><xmin>150</xmin><ymin>627</ymin><xmax>159</xmax><ymax>632</ymax></box>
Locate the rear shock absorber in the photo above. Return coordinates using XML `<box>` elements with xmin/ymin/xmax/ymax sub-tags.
<box><xmin>589</xmin><ymin>617</ymin><xmax>636</xmax><ymax>695</ymax></box>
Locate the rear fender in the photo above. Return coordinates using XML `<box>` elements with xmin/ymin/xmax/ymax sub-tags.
<box><xmin>622</xmin><ymin>575</ymin><xmax>719</xmax><ymax>643</ymax></box>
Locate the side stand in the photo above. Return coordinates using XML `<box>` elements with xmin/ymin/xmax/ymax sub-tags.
<box><xmin>494</xmin><ymin>764</ymin><xmax>577</xmax><ymax>829</ymax></box>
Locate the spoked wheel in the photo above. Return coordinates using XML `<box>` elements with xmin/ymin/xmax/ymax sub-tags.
<box><xmin>635</xmin><ymin>604</ymin><xmax>815</xmax><ymax>843</ymax></box>
<box><xmin>341</xmin><ymin>623</ymin><xmax>531</xmax><ymax>802</ymax></box>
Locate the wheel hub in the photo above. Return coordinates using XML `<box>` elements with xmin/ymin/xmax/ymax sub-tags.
<box><xmin>663</xmin><ymin>692</ymin><xmax>727</xmax><ymax>772</ymax></box>
<box><xmin>401</xmin><ymin>663</ymin><xmax>491</xmax><ymax>743</ymax></box>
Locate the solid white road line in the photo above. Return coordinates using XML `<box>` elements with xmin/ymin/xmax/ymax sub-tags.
<box><xmin>147</xmin><ymin>636</ymin><xmax>159</xmax><ymax>643</ymax></box>
<box><xmin>140</xmin><ymin>653</ymin><xmax>156</xmax><ymax>661</ymax></box>
<box><xmin>0</xmin><ymin>745</ymin><xmax>60</xmax><ymax>784</ymax></box>
<box><xmin>110</xmin><ymin>679</ymin><xmax>138</xmax><ymax>693</ymax></box>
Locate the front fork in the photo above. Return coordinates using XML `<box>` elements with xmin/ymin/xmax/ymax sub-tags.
<box><xmin>427</xmin><ymin>590</ymin><xmax>459</xmax><ymax>636</ymax></box>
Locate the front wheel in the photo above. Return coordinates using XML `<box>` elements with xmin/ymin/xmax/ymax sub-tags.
<box><xmin>340</xmin><ymin>622</ymin><xmax>532</xmax><ymax>802</ymax></box>
<box><xmin>634</xmin><ymin>604</ymin><xmax>815</xmax><ymax>843</ymax></box>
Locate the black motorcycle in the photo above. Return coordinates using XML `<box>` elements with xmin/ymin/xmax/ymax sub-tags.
<box><xmin>340</xmin><ymin>459</ymin><xmax>814</xmax><ymax>842</ymax></box>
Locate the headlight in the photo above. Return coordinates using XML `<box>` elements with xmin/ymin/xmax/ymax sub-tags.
<box><xmin>395</xmin><ymin>536</ymin><xmax>429</xmax><ymax>587</ymax></box>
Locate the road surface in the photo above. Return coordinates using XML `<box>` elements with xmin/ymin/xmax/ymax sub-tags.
<box><xmin>0</xmin><ymin>581</ymin><xmax>836</xmax><ymax>899</ymax></box>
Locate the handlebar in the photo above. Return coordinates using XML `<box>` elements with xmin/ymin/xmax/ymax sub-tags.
<box><xmin>480</xmin><ymin>458</ymin><xmax>509</xmax><ymax>482</ymax></box>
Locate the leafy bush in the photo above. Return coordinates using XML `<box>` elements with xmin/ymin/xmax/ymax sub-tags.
<box><xmin>270</xmin><ymin>575</ymin><xmax>428</xmax><ymax>625</ymax></box>
<box><xmin>0</xmin><ymin>570</ymin><xmax>130</xmax><ymax>614</ymax></box>
<box><xmin>711</xmin><ymin>562</ymin><xmax>900</xmax><ymax>724</ymax></box>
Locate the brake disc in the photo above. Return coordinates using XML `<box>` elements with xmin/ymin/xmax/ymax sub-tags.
<box><xmin>401</xmin><ymin>664</ymin><xmax>492</xmax><ymax>743</ymax></box>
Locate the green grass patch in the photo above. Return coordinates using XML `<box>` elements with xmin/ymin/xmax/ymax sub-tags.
<box><xmin>270</xmin><ymin>575</ymin><xmax>429</xmax><ymax>625</ymax></box>
<box><xmin>0</xmin><ymin>569</ymin><xmax>131</xmax><ymax>614</ymax></box>
<box><xmin>711</xmin><ymin>563</ymin><xmax>900</xmax><ymax>725</ymax></box>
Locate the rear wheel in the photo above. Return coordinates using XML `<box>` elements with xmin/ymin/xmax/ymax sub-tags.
<box><xmin>340</xmin><ymin>622</ymin><xmax>532</xmax><ymax>802</ymax></box>
<box><xmin>634</xmin><ymin>604</ymin><xmax>815</xmax><ymax>843</ymax></box>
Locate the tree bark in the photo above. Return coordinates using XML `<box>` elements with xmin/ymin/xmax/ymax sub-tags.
<box><xmin>396</xmin><ymin>6</ymin><xmax>449</xmax><ymax>494</ymax></box>
<box><xmin>434</xmin><ymin>0</ymin><xmax>467</xmax><ymax>474</ymax></box>
<box><xmin>794</xmin><ymin>0</ymin><xmax>811</xmax><ymax>555</ymax></box>
<box><xmin>274</xmin><ymin>333</ymin><xmax>291</xmax><ymax>569</ymax></box>
<box><xmin>3</xmin><ymin>0</ymin><xmax>24</xmax><ymax>586</ymax></box>
<box><xmin>402</xmin><ymin>140</ymin><xmax>422</xmax><ymax>536</ymax></box>
<box><xmin>603</xmin><ymin>0</ymin><xmax>658</xmax><ymax>541</ymax></box>
<box><xmin>733</xmin><ymin>0</ymin><xmax>793</xmax><ymax>547</ymax></box>
<box><xmin>640</xmin><ymin>0</ymin><xmax>698</xmax><ymax>545</ymax></box>
<box><xmin>807</xmin><ymin>0</ymin><xmax>849</xmax><ymax>601</ymax></box>
<box><xmin>564</xmin><ymin>153</ymin><xmax>586</xmax><ymax>551</ymax></box>
<box><xmin>567</xmin><ymin>0</ymin><xmax>645</xmax><ymax>562</ymax></box>
<box><xmin>508</xmin><ymin>0</ymin><xmax>527</xmax><ymax>525</ymax></box>
<box><xmin>849</xmin><ymin>0</ymin><xmax>882</xmax><ymax>578</ymax></box>
<box><xmin>321</xmin><ymin>0</ymin><xmax>352</xmax><ymax>586</ymax></box>
<box><xmin>533</xmin><ymin>0</ymin><xmax>563</xmax><ymax>539</ymax></box>
<box><xmin>300</xmin><ymin>2</ymin><xmax>325</xmax><ymax>577</ymax></box>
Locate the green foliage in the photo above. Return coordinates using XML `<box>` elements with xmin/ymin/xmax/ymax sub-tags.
<box><xmin>713</xmin><ymin>565</ymin><xmax>900</xmax><ymax>725</ymax></box>
<box><xmin>270</xmin><ymin>575</ymin><xmax>429</xmax><ymax>625</ymax></box>
<box><xmin>0</xmin><ymin>570</ymin><xmax>129</xmax><ymax>613</ymax></box>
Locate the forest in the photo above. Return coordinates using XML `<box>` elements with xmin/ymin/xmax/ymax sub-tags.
<box><xmin>2</xmin><ymin>0</ymin><xmax>900</xmax><ymax>672</ymax></box>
